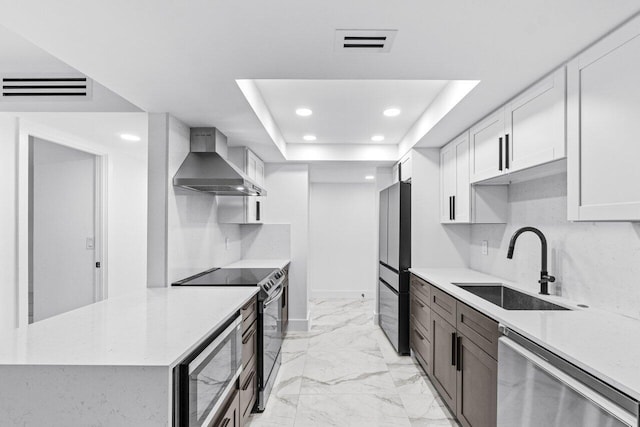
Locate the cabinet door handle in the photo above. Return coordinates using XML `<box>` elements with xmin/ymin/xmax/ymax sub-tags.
<box><xmin>505</xmin><ymin>133</ymin><xmax>510</xmax><ymax>169</ymax></box>
<box><xmin>449</xmin><ymin>196</ymin><xmax>454</xmax><ymax>220</ymax></box>
<box><xmin>456</xmin><ymin>336</ymin><xmax>462</xmax><ymax>371</ymax></box>
<box><xmin>242</xmin><ymin>327</ymin><xmax>256</xmax><ymax>344</ymax></box>
<box><xmin>256</xmin><ymin>200</ymin><xmax>261</xmax><ymax>221</ymax></box>
<box><xmin>416</xmin><ymin>299</ymin><xmax>425</xmax><ymax>309</ymax></box>
<box><xmin>414</xmin><ymin>328</ymin><xmax>425</xmax><ymax>341</ymax></box>
<box><xmin>498</xmin><ymin>137</ymin><xmax>503</xmax><ymax>171</ymax></box>
<box><xmin>452</xmin><ymin>195</ymin><xmax>455</xmax><ymax>221</ymax></box>
<box><xmin>242</xmin><ymin>370</ymin><xmax>256</xmax><ymax>390</ymax></box>
<box><xmin>451</xmin><ymin>332</ymin><xmax>457</xmax><ymax>366</ymax></box>
<box><xmin>220</xmin><ymin>418</ymin><xmax>231</xmax><ymax>427</ymax></box>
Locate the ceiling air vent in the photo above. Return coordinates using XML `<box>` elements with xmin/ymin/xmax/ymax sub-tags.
<box><xmin>1</xmin><ymin>75</ymin><xmax>92</xmax><ymax>100</ymax></box>
<box><xmin>334</xmin><ymin>29</ymin><xmax>398</xmax><ymax>53</ymax></box>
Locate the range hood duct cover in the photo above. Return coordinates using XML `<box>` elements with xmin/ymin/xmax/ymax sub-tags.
<box><xmin>173</xmin><ymin>128</ymin><xmax>266</xmax><ymax>196</ymax></box>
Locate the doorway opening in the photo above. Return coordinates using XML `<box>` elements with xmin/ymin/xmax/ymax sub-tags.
<box><xmin>28</xmin><ymin>137</ymin><xmax>105</xmax><ymax>323</ymax></box>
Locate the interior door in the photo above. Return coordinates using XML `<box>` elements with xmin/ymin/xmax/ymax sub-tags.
<box><xmin>29</xmin><ymin>137</ymin><xmax>100</xmax><ymax>322</ymax></box>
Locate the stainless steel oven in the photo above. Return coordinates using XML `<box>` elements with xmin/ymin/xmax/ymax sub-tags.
<box><xmin>174</xmin><ymin>315</ymin><xmax>242</xmax><ymax>427</ymax></box>
<box><xmin>259</xmin><ymin>281</ymin><xmax>284</xmax><ymax>410</ymax></box>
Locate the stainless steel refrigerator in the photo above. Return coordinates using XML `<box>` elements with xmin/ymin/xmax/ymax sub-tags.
<box><xmin>378</xmin><ymin>181</ymin><xmax>411</xmax><ymax>354</ymax></box>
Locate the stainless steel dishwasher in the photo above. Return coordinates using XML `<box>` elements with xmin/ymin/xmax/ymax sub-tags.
<box><xmin>498</xmin><ymin>326</ymin><xmax>639</xmax><ymax>427</ymax></box>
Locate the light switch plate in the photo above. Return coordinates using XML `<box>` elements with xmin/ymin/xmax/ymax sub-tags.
<box><xmin>481</xmin><ymin>240</ymin><xmax>488</xmax><ymax>255</ymax></box>
<box><xmin>86</xmin><ymin>237</ymin><xmax>95</xmax><ymax>250</ymax></box>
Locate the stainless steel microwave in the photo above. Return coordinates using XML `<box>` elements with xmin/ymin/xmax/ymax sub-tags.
<box><xmin>174</xmin><ymin>315</ymin><xmax>242</xmax><ymax>426</ymax></box>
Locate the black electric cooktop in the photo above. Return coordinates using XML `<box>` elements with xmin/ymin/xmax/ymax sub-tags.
<box><xmin>172</xmin><ymin>267</ymin><xmax>275</xmax><ymax>286</ymax></box>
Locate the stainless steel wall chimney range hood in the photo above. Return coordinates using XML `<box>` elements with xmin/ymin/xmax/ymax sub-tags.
<box><xmin>173</xmin><ymin>128</ymin><xmax>266</xmax><ymax>196</ymax></box>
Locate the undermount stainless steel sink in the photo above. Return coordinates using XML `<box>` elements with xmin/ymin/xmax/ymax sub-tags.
<box><xmin>452</xmin><ymin>283</ymin><xmax>571</xmax><ymax>311</ymax></box>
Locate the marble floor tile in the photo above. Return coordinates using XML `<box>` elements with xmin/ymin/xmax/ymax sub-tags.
<box><xmin>246</xmin><ymin>394</ymin><xmax>298</xmax><ymax>427</ymax></box>
<box><xmin>294</xmin><ymin>393</ymin><xmax>411</xmax><ymax>427</ymax></box>
<box><xmin>256</xmin><ymin>297</ymin><xmax>460</xmax><ymax>426</ymax></box>
<box><xmin>300</xmin><ymin>349</ymin><xmax>396</xmax><ymax>394</ymax></box>
<box><xmin>388</xmin><ymin>362</ymin><xmax>438</xmax><ymax>394</ymax></box>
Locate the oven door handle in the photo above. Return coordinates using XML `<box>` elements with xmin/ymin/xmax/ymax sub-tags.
<box><xmin>264</xmin><ymin>285</ymin><xmax>284</xmax><ymax>307</ymax></box>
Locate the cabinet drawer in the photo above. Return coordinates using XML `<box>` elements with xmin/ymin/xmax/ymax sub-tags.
<box><xmin>456</xmin><ymin>301</ymin><xmax>499</xmax><ymax>360</ymax></box>
<box><xmin>431</xmin><ymin>286</ymin><xmax>457</xmax><ymax>326</ymax></box>
<box><xmin>410</xmin><ymin>319</ymin><xmax>432</xmax><ymax>375</ymax></box>
<box><xmin>410</xmin><ymin>292</ymin><xmax>431</xmax><ymax>334</ymax></box>
<box><xmin>240</xmin><ymin>360</ymin><xmax>257</xmax><ymax>425</ymax></box>
<box><xmin>241</xmin><ymin>321</ymin><xmax>257</xmax><ymax>376</ymax></box>
<box><xmin>212</xmin><ymin>389</ymin><xmax>239</xmax><ymax>427</ymax></box>
<box><xmin>241</xmin><ymin>297</ymin><xmax>257</xmax><ymax>333</ymax></box>
<box><xmin>410</xmin><ymin>275</ymin><xmax>431</xmax><ymax>302</ymax></box>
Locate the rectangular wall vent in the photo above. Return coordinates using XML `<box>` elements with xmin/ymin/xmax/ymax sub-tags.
<box><xmin>1</xmin><ymin>75</ymin><xmax>92</xmax><ymax>100</ymax></box>
<box><xmin>334</xmin><ymin>29</ymin><xmax>398</xmax><ymax>53</ymax></box>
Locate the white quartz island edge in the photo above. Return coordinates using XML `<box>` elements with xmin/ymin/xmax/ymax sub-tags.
<box><xmin>409</xmin><ymin>267</ymin><xmax>640</xmax><ymax>402</ymax></box>
<box><xmin>0</xmin><ymin>286</ymin><xmax>259</xmax><ymax>426</ymax></box>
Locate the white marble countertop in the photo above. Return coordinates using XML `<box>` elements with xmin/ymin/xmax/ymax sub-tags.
<box><xmin>0</xmin><ymin>286</ymin><xmax>259</xmax><ymax>367</ymax></box>
<box><xmin>225</xmin><ymin>258</ymin><xmax>290</xmax><ymax>269</ymax></box>
<box><xmin>409</xmin><ymin>267</ymin><xmax>640</xmax><ymax>401</ymax></box>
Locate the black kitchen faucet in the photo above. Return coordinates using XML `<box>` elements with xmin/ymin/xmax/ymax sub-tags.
<box><xmin>507</xmin><ymin>227</ymin><xmax>556</xmax><ymax>295</ymax></box>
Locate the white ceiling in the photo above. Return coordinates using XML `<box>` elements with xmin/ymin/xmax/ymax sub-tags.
<box><xmin>253</xmin><ymin>79</ymin><xmax>447</xmax><ymax>145</ymax></box>
<box><xmin>0</xmin><ymin>1</ymin><xmax>639</xmax><ymax>162</ymax></box>
<box><xmin>8</xmin><ymin>112</ymin><xmax>149</xmax><ymax>160</ymax></box>
<box><xmin>0</xmin><ymin>25</ymin><xmax>141</xmax><ymax>113</ymax></box>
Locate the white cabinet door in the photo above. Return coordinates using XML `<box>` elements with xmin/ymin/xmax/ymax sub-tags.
<box><xmin>453</xmin><ymin>133</ymin><xmax>470</xmax><ymax>223</ymax></box>
<box><xmin>440</xmin><ymin>132</ymin><xmax>471</xmax><ymax>223</ymax></box>
<box><xmin>392</xmin><ymin>162</ymin><xmax>400</xmax><ymax>183</ymax></box>
<box><xmin>505</xmin><ymin>67</ymin><xmax>566</xmax><ymax>173</ymax></box>
<box><xmin>400</xmin><ymin>155</ymin><xmax>412</xmax><ymax>182</ymax></box>
<box><xmin>469</xmin><ymin>109</ymin><xmax>506</xmax><ymax>183</ymax></box>
<box><xmin>568</xmin><ymin>15</ymin><xmax>640</xmax><ymax>221</ymax></box>
<box><xmin>440</xmin><ymin>144</ymin><xmax>455</xmax><ymax>223</ymax></box>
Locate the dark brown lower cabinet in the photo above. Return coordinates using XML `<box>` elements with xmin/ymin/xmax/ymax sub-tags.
<box><xmin>409</xmin><ymin>273</ymin><xmax>499</xmax><ymax>427</ymax></box>
<box><xmin>213</xmin><ymin>389</ymin><xmax>240</xmax><ymax>427</ymax></box>
<box><xmin>456</xmin><ymin>333</ymin><xmax>497</xmax><ymax>427</ymax></box>
<box><xmin>431</xmin><ymin>310</ymin><xmax>457</xmax><ymax>411</ymax></box>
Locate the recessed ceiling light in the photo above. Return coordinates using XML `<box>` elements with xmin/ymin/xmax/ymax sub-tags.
<box><xmin>365</xmin><ymin>175</ymin><xmax>375</xmax><ymax>180</ymax></box>
<box><xmin>303</xmin><ymin>134</ymin><xmax>317</xmax><ymax>141</ymax></box>
<box><xmin>371</xmin><ymin>135</ymin><xmax>385</xmax><ymax>142</ymax></box>
<box><xmin>383</xmin><ymin>108</ymin><xmax>401</xmax><ymax>117</ymax></box>
<box><xmin>296</xmin><ymin>108</ymin><xmax>313</xmax><ymax>117</ymax></box>
<box><xmin>119</xmin><ymin>133</ymin><xmax>141</xmax><ymax>142</ymax></box>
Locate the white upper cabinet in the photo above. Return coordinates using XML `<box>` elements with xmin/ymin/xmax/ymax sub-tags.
<box><xmin>246</xmin><ymin>149</ymin><xmax>265</xmax><ymax>185</ymax></box>
<box><xmin>399</xmin><ymin>154</ymin><xmax>412</xmax><ymax>182</ymax></box>
<box><xmin>219</xmin><ymin>147</ymin><xmax>265</xmax><ymax>224</ymax></box>
<box><xmin>568</xmin><ymin>15</ymin><xmax>640</xmax><ymax>221</ymax></box>
<box><xmin>470</xmin><ymin>67</ymin><xmax>566</xmax><ymax>184</ymax></box>
<box><xmin>505</xmin><ymin>67</ymin><xmax>566</xmax><ymax>173</ymax></box>
<box><xmin>441</xmin><ymin>131</ymin><xmax>507</xmax><ymax>224</ymax></box>
<box><xmin>469</xmin><ymin>109</ymin><xmax>506</xmax><ymax>183</ymax></box>
<box><xmin>440</xmin><ymin>132</ymin><xmax>470</xmax><ymax>223</ymax></box>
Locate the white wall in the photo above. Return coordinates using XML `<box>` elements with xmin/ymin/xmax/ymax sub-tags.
<box><xmin>470</xmin><ymin>173</ymin><xmax>640</xmax><ymax>320</ymax></box>
<box><xmin>241</xmin><ymin>224</ymin><xmax>291</xmax><ymax>260</ymax></box>
<box><xmin>309</xmin><ymin>183</ymin><xmax>377</xmax><ymax>299</ymax></box>
<box><xmin>411</xmin><ymin>148</ymin><xmax>470</xmax><ymax>268</ymax></box>
<box><xmin>263</xmin><ymin>163</ymin><xmax>309</xmax><ymax>330</ymax></box>
<box><xmin>0</xmin><ymin>116</ymin><xmax>18</xmax><ymax>331</ymax></box>
<box><xmin>0</xmin><ymin>113</ymin><xmax>148</xmax><ymax>331</ymax></box>
<box><xmin>147</xmin><ymin>114</ymin><xmax>242</xmax><ymax>285</ymax></box>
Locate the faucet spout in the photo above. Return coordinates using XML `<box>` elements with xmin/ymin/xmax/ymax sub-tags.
<box><xmin>506</xmin><ymin>227</ymin><xmax>555</xmax><ymax>295</ymax></box>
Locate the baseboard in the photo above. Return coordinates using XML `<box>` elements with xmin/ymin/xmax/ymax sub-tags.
<box><xmin>310</xmin><ymin>289</ymin><xmax>374</xmax><ymax>299</ymax></box>
<box><xmin>287</xmin><ymin>310</ymin><xmax>310</xmax><ymax>332</ymax></box>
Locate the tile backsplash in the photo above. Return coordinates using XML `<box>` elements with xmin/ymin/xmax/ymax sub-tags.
<box><xmin>470</xmin><ymin>173</ymin><xmax>640</xmax><ymax>319</ymax></box>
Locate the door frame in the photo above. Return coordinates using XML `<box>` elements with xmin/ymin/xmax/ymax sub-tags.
<box><xmin>17</xmin><ymin>118</ymin><xmax>108</xmax><ymax>326</ymax></box>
